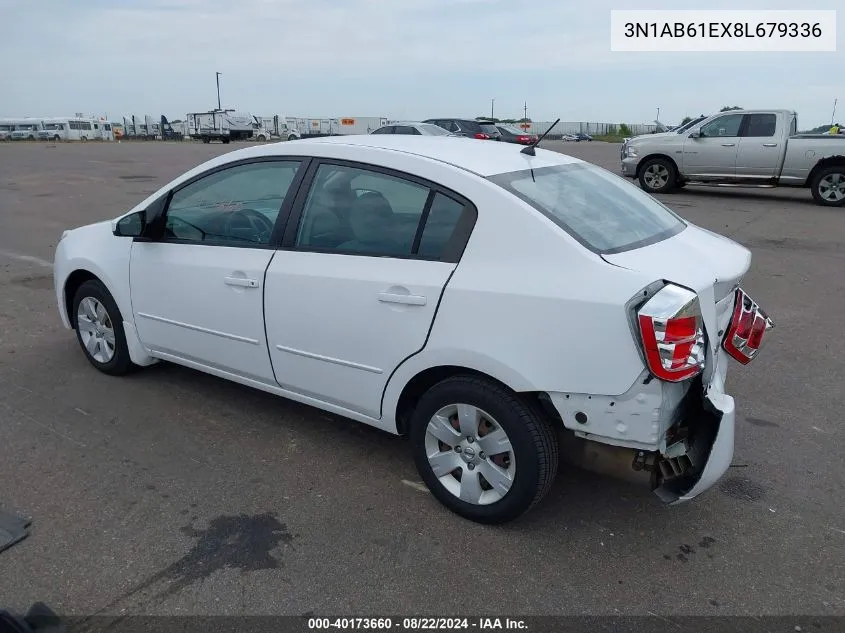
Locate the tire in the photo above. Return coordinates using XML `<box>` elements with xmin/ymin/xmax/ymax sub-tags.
<box><xmin>72</xmin><ymin>280</ymin><xmax>138</xmax><ymax>376</ymax></box>
<box><xmin>257</xmin><ymin>134</ymin><xmax>266</xmax><ymax>142</ymax></box>
<box><xmin>80</xmin><ymin>136</ymin><xmax>88</xmax><ymax>142</ymax></box>
<box><xmin>222</xmin><ymin>138</ymin><xmax>231</xmax><ymax>144</ymax></box>
<box><xmin>288</xmin><ymin>134</ymin><xmax>298</xmax><ymax>141</ymax></box>
<box><xmin>53</xmin><ymin>135</ymin><xmax>61</xmax><ymax>142</ymax></box>
<box><xmin>810</xmin><ymin>165</ymin><xmax>845</xmax><ymax>207</ymax></box>
<box><xmin>638</xmin><ymin>157</ymin><xmax>677</xmax><ymax>194</ymax></box>
<box><xmin>409</xmin><ymin>375</ymin><xmax>559</xmax><ymax>524</ymax></box>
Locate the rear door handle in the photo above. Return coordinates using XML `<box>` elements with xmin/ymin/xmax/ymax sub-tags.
<box><xmin>378</xmin><ymin>292</ymin><xmax>426</xmax><ymax>306</ymax></box>
<box><xmin>224</xmin><ymin>276</ymin><xmax>259</xmax><ymax>288</ymax></box>
<box><xmin>721</xmin><ymin>143</ymin><xmax>736</xmax><ymax>147</ymax></box>
<box><xmin>762</xmin><ymin>143</ymin><xmax>778</xmax><ymax>147</ymax></box>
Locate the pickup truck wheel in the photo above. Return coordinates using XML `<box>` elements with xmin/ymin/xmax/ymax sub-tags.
<box><xmin>409</xmin><ymin>376</ymin><xmax>559</xmax><ymax>524</ymax></box>
<box><xmin>638</xmin><ymin>158</ymin><xmax>677</xmax><ymax>194</ymax></box>
<box><xmin>811</xmin><ymin>166</ymin><xmax>845</xmax><ymax>206</ymax></box>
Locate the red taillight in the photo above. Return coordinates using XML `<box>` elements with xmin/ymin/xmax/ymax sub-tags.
<box><xmin>518</xmin><ymin>136</ymin><xmax>530</xmax><ymax>143</ymax></box>
<box><xmin>636</xmin><ymin>284</ymin><xmax>706</xmax><ymax>382</ymax></box>
<box><xmin>722</xmin><ymin>288</ymin><xmax>773</xmax><ymax>364</ymax></box>
<box><xmin>474</xmin><ymin>133</ymin><xmax>489</xmax><ymax>139</ymax></box>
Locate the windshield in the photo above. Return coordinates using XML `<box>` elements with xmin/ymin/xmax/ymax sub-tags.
<box><xmin>488</xmin><ymin>163</ymin><xmax>686</xmax><ymax>253</ymax></box>
<box><xmin>500</xmin><ymin>126</ymin><xmax>523</xmax><ymax>134</ymax></box>
<box><xmin>676</xmin><ymin>116</ymin><xmax>707</xmax><ymax>133</ymax></box>
<box><xmin>418</xmin><ymin>123</ymin><xmax>451</xmax><ymax>136</ymax></box>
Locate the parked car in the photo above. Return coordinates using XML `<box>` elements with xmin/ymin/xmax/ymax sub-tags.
<box><xmin>54</xmin><ymin>135</ymin><xmax>773</xmax><ymax>524</ymax></box>
<box><xmin>562</xmin><ymin>134</ymin><xmax>578</xmax><ymax>142</ymax></box>
<box><xmin>423</xmin><ymin>118</ymin><xmax>502</xmax><ymax>140</ymax></box>
<box><xmin>371</xmin><ymin>122</ymin><xmax>454</xmax><ymax>136</ymax></box>
<box><xmin>574</xmin><ymin>133</ymin><xmax>593</xmax><ymax>142</ymax></box>
<box><xmin>496</xmin><ymin>125</ymin><xmax>537</xmax><ymax>145</ymax></box>
<box><xmin>621</xmin><ymin>109</ymin><xmax>845</xmax><ymax>206</ymax></box>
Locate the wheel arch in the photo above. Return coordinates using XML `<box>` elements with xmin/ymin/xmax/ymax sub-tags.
<box><xmin>64</xmin><ymin>268</ymin><xmax>101</xmax><ymax>328</ymax></box>
<box><xmin>636</xmin><ymin>153</ymin><xmax>680</xmax><ymax>180</ymax></box>
<box><xmin>389</xmin><ymin>362</ymin><xmax>553</xmax><ymax>437</ymax></box>
<box><xmin>805</xmin><ymin>155</ymin><xmax>845</xmax><ymax>187</ymax></box>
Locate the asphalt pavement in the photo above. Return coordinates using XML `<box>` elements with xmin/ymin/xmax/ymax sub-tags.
<box><xmin>0</xmin><ymin>140</ymin><xmax>842</xmax><ymax>617</ymax></box>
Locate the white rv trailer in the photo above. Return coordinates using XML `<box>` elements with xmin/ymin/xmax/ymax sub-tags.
<box><xmin>336</xmin><ymin>116</ymin><xmax>389</xmax><ymax>135</ymax></box>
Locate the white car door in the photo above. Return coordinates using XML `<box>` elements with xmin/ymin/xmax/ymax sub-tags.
<box><xmin>736</xmin><ymin>113</ymin><xmax>781</xmax><ymax>179</ymax></box>
<box><xmin>683</xmin><ymin>113</ymin><xmax>744</xmax><ymax>177</ymax></box>
<box><xmin>264</xmin><ymin>161</ymin><xmax>476</xmax><ymax>419</ymax></box>
<box><xmin>130</xmin><ymin>159</ymin><xmax>305</xmax><ymax>384</ymax></box>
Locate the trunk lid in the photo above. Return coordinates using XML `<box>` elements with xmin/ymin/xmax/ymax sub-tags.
<box><xmin>602</xmin><ymin>224</ymin><xmax>752</xmax><ymax>386</ymax></box>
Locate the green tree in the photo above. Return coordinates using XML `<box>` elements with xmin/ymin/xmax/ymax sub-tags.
<box><xmin>619</xmin><ymin>123</ymin><xmax>632</xmax><ymax>136</ymax></box>
<box><xmin>720</xmin><ymin>106</ymin><xmax>742</xmax><ymax>112</ymax></box>
<box><xmin>681</xmin><ymin>116</ymin><xmax>692</xmax><ymax>125</ymax></box>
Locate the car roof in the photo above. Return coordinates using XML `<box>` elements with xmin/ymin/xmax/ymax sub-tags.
<box><xmin>231</xmin><ymin>135</ymin><xmax>583</xmax><ymax>177</ymax></box>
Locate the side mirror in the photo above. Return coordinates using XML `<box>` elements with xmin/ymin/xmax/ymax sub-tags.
<box><xmin>113</xmin><ymin>210</ymin><xmax>146</xmax><ymax>237</ymax></box>
<box><xmin>689</xmin><ymin>130</ymin><xmax>702</xmax><ymax>138</ymax></box>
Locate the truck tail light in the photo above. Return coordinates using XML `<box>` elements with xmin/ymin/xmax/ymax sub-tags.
<box><xmin>474</xmin><ymin>133</ymin><xmax>490</xmax><ymax>139</ymax></box>
<box><xmin>722</xmin><ymin>288</ymin><xmax>774</xmax><ymax>364</ymax></box>
<box><xmin>636</xmin><ymin>284</ymin><xmax>706</xmax><ymax>382</ymax></box>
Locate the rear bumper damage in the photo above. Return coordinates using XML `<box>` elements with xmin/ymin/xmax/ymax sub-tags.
<box><xmin>545</xmin><ymin>353</ymin><xmax>736</xmax><ymax>504</ymax></box>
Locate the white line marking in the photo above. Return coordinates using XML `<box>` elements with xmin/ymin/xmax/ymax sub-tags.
<box><xmin>0</xmin><ymin>248</ymin><xmax>53</xmax><ymax>268</ymax></box>
<box><xmin>830</xmin><ymin>527</ymin><xmax>845</xmax><ymax>535</ymax></box>
<box><xmin>401</xmin><ymin>479</ymin><xmax>430</xmax><ymax>493</ymax></box>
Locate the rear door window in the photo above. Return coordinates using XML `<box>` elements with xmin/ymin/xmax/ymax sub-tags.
<box><xmin>488</xmin><ymin>163</ymin><xmax>685</xmax><ymax>254</ymax></box>
<box><xmin>743</xmin><ymin>114</ymin><xmax>776</xmax><ymax>137</ymax></box>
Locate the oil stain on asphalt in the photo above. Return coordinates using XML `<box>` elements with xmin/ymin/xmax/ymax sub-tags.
<box><xmin>104</xmin><ymin>512</ymin><xmax>297</xmax><ymax>609</ymax></box>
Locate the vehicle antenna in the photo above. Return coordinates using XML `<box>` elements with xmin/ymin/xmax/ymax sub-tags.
<box><xmin>521</xmin><ymin>118</ymin><xmax>560</xmax><ymax>156</ymax></box>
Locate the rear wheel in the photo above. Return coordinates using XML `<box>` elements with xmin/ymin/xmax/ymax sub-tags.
<box><xmin>409</xmin><ymin>376</ymin><xmax>559</xmax><ymax>524</ymax></box>
<box><xmin>288</xmin><ymin>134</ymin><xmax>298</xmax><ymax>141</ymax></box>
<box><xmin>638</xmin><ymin>157</ymin><xmax>677</xmax><ymax>194</ymax></box>
<box><xmin>72</xmin><ymin>280</ymin><xmax>137</xmax><ymax>376</ymax></box>
<box><xmin>810</xmin><ymin>165</ymin><xmax>845</xmax><ymax>207</ymax></box>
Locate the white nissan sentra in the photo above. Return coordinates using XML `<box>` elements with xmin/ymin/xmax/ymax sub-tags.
<box><xmin>53</xmin><ymin>135</ymin><xmax>773</xmax><ymax>524</ymax></box>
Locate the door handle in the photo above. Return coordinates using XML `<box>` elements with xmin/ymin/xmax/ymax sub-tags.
<box><xmin>224</xmin><ymin>276</ymin><xmax>259</xmax><ymax>288</ymax></box>
<box><xmin>378</xmin><ymin>292</ymin><xmax>426</xmax><ymax>306</ymax></box>
<box><xmin>721</xmin><ymin>143</ymin><xmax>736</xmax><ymax>147</ymax></box>
<box><xmin>762</xmin><ymin>143</ymin><xmax>778</xmax><ymax>147</ymax></box>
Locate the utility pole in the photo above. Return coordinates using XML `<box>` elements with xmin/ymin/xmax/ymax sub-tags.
<box><xmin>832</xmin><ymin>98</ymin><xmax>838</xmax><ymax>125</ymax></box>
<box><xmin>216</xmin><ymin>72</ymin><xmax>222</xmax><ymax>110</ymax></box>
<box><xmin>491</xmin><ymin>98</ymin><xmax>495</xmax><ymax>120</ymax></box>
<box><xmin>656</xmin><ymin>107</ymin><xmax>660</xmax><ymax>122</ymax></box>
<box><xmin>524</xmin><ymin>102</ymin><xmax>528</xmax><ymax>120</ymax></box>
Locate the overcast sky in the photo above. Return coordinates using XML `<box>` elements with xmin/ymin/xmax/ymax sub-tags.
<box><xmin>2</xmin><ymin>0</ymin><xmax>843</xmax><ymax>127</ymax></box>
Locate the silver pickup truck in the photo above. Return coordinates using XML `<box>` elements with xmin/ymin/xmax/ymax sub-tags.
<box><xmin>621</xmin><ymin>109</ymin><xmax>845</xmax><ymax>207</ymax></box>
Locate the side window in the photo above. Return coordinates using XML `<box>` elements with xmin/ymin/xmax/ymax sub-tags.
<box><xmin>700</xmin><ymin>114</ymin><xmax>743</xmax><ymax>138</ymax></box>
<box><xmin>418</xmin><ymin>193</ymin><xmax>466</xmax><ymax>259</ymax></box>
<box><xmin>393</xmin><ymin>126</ymin><xmax>415</xmax><ymax>135</ymax></box>
<box><xmin>372</xmin><ymin>126</ymin><xmax>393</xmax><ymax>134</ymax></box>
<box><xmin>164</xmin><ymin>161</ymin><xmax>301</xmax><ymax>246</ymax></box>
<box><xmin>295</xmin><ymin>164</ymin><xmax>430</xmax><ymax>256</ymax></box>
<box><xmin>743</xmin><ymin>114</ymin><xmax>776</xmax><ymax>137</ymax></box>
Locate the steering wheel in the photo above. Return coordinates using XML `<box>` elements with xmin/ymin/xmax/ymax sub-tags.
<box><xmin>224</xmin><ymin>208</ymin><xmax>275</xmax><ymax>243</ymax></box>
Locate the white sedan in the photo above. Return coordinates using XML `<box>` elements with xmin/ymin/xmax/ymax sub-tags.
<box><xmin>53</xmin><ymin>135</ymin><xmax>774</xmax><ymax>524</ymax></box>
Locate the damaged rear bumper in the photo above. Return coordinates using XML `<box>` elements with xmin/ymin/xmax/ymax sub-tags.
<box><xmin>545</xmin><ymin>355</ymin><xmax>736</xmax><ymax>504</ymax></box>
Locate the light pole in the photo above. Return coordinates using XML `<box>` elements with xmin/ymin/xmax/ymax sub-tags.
<box><xmin>491</xmin><ymin>98</ymin><xmax>495</xmax><ymax>120</ymax></box>
<box><xmin>656</xmin><ymin>107</ymin><xmax>660</xmax><ymax>122</ymax></box>
<box><xmin>216</xmin><ymin>72</ymin><xmax>222</xmax><ymax>110</ymax></box>
<box><xmin>832</xmin><ymin>98</ymin><xmax>838</xmax><ymax>125</ymax></box>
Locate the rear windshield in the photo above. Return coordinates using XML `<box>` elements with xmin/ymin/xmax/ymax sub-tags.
<box><xmin>479</xmin><ymin>123</ymin><xmax>499</xmax><ymax>134</ymax></box>
<box><xmin>419</xmin><ymin>123</ymin><xmax>451</xmax><ymax>135</ymax></box>
<box><xmin>488</xmin><ymin>163</ymin><xmax>686</xmax><ymax>254</ymax></box>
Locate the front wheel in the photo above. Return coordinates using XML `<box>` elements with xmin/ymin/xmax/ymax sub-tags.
<box><xmin>638</xmin><ymin>157</ymin><xmax>677</xmax><ymax>194</ymax></box>
<box><xmin>72</xmin><ymin>280</ymin><xmax>138</xmax><ymax>376</ymax></box>
<box><xmin>409</xmin><ymin>376</ymin><xmax>559</xmax><ymax>524</ymax></box>
<box><xmin>810</xmin><ymin>165</ymin><xmax>845</xmax><ymax>207</ymax></box>
<box><xmin>288</xmin><ymin>134</ymin><xmax>298</xmax><ymax>141</ymax></box>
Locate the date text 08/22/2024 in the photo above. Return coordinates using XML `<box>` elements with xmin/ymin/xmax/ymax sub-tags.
<box><xmin>307</xmin><ymin>618</ymin><xmax>528</xmax><ymax>630</ymax></box>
